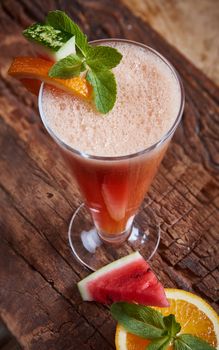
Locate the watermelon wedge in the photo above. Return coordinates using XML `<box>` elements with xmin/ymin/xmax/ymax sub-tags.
<box><xmin>23</xmin><ymin>23</ymin><xmax>76</xmax><ymax>62</ymax></box>
<box><xmin>77</xmin><ymin>252</ymin><xmax>169</xmax><ymax>307</ymax></box>
<box><xmin>102</xmin><ymin>173</ymin><xmax>129</xmax><ymax>222</ymax></box>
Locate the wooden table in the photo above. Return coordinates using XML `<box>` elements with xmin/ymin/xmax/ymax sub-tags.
<box><xmin>0</xmin><ymin>0</ymin><xmax>218</xmax><ymax>349</ymax></box>
<box><xmin>122</xmin><ymin>0</ymin><xmax>219</xmax><ymax>86</ymax></box>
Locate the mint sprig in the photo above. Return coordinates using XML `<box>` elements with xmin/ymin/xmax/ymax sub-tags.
<box><xmin>23</xmin><ymin>10</ymin><xmax>123</xmax><ymax>114</ymax></box>
<box><xmin>46</xmin><ymin>10</ymin><xmax>89</xmax><ymax>57</ymax></box>
<box><xmin>111</xmin><ymin>303</ymin><xmax>166</xmax><ymax>339</ymax></box>
<box><xmin>87</xmin><ymin>70</ymin><xmax>117</xmax><ymax>114</ymax></box>
<box><xmin>174</xmin><ymin>335</ymin><xmax>216</xmax><ymax>350</ymax></box>
<box><xmin>163</xmin><ymin>314</ymin><xmax>181</xmax><ymax>338</ymax></box>
<box><xmin>147</xmin><ymin>336</ymin><xmax>171</xmax><ymax>350</ymax></box>
<box><xmin>86</xmin><ymin>46</ymin><xmax>123</xmax><ymax>70</ymax></box>
<box><xmin>49</xmin><ymin>54</ymin><xmax>85</xmax><ymax>78</ymax></box>
<box><xmin>110</xmin><ymin>302</ymin><xmax>217</xmax><ymax>350</ymax></box>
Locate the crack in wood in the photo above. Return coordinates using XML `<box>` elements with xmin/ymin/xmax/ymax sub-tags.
<box><xmin>0</xmin><ymin>185</ymin><xmax>114</xmax><ymax>347</ymax></box>
<box><xmin>2</xmin><ymin>237</ymin><xmax>114</xmax><ymax>349</ymax></box>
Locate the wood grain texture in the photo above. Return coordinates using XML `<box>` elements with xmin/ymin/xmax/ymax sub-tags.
<box><xmin>0</xmin><ymin>0</ymin><xmax>218</xmax><ymax>349</ymax></box>
<box><xmin>122</xmin><ymin>0</ymin><xmax>219</xmax><ymax>86</ymax></box>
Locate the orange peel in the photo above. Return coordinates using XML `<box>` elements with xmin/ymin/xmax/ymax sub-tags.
<box><xmin>8</xmin><ymin>57</ymin><xmax>92</xmax><ymax>99</ymax></box>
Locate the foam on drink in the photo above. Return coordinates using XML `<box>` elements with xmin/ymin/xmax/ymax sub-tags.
<box><xmin>42</xmin><ymin>41</ymin><xmax>181</xmax><ymax>157</ymax></box>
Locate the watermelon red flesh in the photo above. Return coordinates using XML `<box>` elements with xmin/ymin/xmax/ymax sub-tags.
<box><xmin>77</xmin><ymin>252</ymin><xmax>168</xmax><ymax>307</ymax></box>
<box><xmin>102</xmin><ymin>173</ymin><xmax>129</xmax><ymax>222</ymax></box>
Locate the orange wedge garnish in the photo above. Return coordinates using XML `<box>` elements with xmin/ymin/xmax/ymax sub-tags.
<box><xmin>8</xmin><ymin>57</ymin><xmax>92</xmax><ymax>99</ymax></box>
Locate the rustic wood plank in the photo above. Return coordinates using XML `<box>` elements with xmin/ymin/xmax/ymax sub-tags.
<box><xmin>0</xmin><ymin>239</ymin><xmax>113</xmax><ymax>350</ymax></box>
<box><xmin>0</xmin><ymin>0</ymin><xmax>218</xmax><ymax>348</ymax></box>
<box><xmin>122</xmin><ymin>0</ymin><xmax>219</xmax><ymax>86</ymax></box>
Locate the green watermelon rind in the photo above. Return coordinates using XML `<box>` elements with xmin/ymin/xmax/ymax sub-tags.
<box><xmin>23</xmin><ymin>23</ymin><xmax>76</xmax><ymax>62</ymax></box>
<box><xmin>54</xmin><ymin>36</ymin><xmax>76</xmax><ymax>60</ymax></box>
<box><xmin>77</xmin><ymin>251</ymin><xmax>142</xmax><ymax>301</ymax></box>
<box><xmin>23</xmin><ymin>23</ymin><xmax>71</xmax><ymax>51</ymax></box>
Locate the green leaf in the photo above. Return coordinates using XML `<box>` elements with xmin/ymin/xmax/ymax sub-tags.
<box><xmin>86</xmin><ymin>46</ymin><xmax>123</xmax><ymax>70</ymax></box>
<box><xmin>87</xmin><ymin>69</ymin><xmax>117</xmax><ymax>114</ymax></box>
<box><xmin>138</xmin><ymin>307</ymin><xmax>165</xmax><ymax>331</ymax></box>
<box><xmin>174</xmin><ymin>334</ymin><xmax>216</xmax><ymax>350</ymax></box>
<box><xmin>23</xmin><ymin>23</ymin><xmax>71</xmax><ymax>51</ymax></box>
<box><xmin>147</xmin><ymin>336</ymin><xmax>171</xmax><ymax>350</ymax></box>
<box><xmin>115</xmin><ymin>303</ymin><xmax>165</xmax><ymax>330</ymax></box>
<box><xmin>46</xmin><ymin>10</ymin><xmax>88</xmax><ymax>56</ymax></box>
<box><xmin>110</xmin><ymin>303</ymin><xmax>166</xmax><ymax>340</ymax></box>
<box><xmin>48</xmin><ymin>54</ymin><xmax>84</xmax><ymax>78</ymax></box>
<box><xmin>163</xmin><ymin>314</ymin><xmax>181</xmax><ymax>338</ymax></box>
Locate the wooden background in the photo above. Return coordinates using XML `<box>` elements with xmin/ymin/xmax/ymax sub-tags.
<box><xmin>0</xmin><ymin>0</ymin><xmax>218</xmax><ymax>349</ymax></box>
<box><xmin>122</xmin><ymin>0</ymin><xmax>219</xmax><ymax>86</ymax></box>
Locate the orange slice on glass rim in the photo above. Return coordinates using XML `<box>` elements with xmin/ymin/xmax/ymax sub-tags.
<box><xmin>115</xmin><ymin>289</ymin><xmax>219</xmax><ymax>350</ymax></box>
<box><xmin>8</xmin><ymin>57</ymin><xmax>92</xmax><ymax>98</ymax></box>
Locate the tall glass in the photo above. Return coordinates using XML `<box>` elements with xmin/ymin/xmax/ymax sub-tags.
<box><xmin>39</xmin><ymin>39</ymin><xmax>184</xmax><ymax>271</ymax></box>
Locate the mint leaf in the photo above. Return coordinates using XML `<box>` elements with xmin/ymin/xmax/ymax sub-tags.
<box><xmin>87</xmin><ymin>69</ymin><xmax>117</xmax><ymax>114</ymax></box>
<box><xmin>163</xmin><ymin>314</ymin><xmax>181</xmax><ymax>338</ymax></box>
<box><xmin>115</xmin><ymin>303</ymin><xmax>165</xmax><ymax>330</ymax></box>
<box><xmin>49</xmin><ymin>54</ymin><xmax>84</xmax><ymax>78</ymax></box>
<box><xmin>23</xmin><ymin>23</ymin><xmax>71</xmax><ymax>51</ymax></box>
<box><xmin>174</xmin><ymin>334</ymin><xmax>216</xmax><ymax>350</ymax></box>
<box><xmin>138</xmin><ymin>307</ymin><xmax>165</xmax><ymax>331</ymax></box>
<box><xmin>46</xmin><ymin>10</ymin><xmax>88</xmax><ymax>56</ymax></box>
<box><xmin>147</xmin><ymin>336</ymin><xmax>171</xmax><ymax>350</ymax></box>
<box><xmin>110</xmin><ymin>303</ymin><xmax>166</xmax><ymax>340</ymax></box>
<box><xmin>86</xmin><ymin>46</ymin><xmax>122</xmax><ymax>70</ymax></box>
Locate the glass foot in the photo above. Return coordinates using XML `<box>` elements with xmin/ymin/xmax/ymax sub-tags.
<box><xmin>68</xmin><ymin>204</ymin><xmax>160</xmax><ymax>271</ymax></box>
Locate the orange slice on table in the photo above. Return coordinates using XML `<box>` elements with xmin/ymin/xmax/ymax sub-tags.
<box><xmin>8</xmin><ymin>57</ymin><xmax>92</xmax><ymax>98</ymax></box>
<box><xmin>115</xmin><ymin>289</ymin><xmax>219</xmax><ymax>350</ymax></box>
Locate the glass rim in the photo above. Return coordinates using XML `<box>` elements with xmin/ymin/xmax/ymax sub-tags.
<box><xmin>38</xmin><ymin>38</ymin><xmax>185</xmax><ymax>161</ymax></box>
